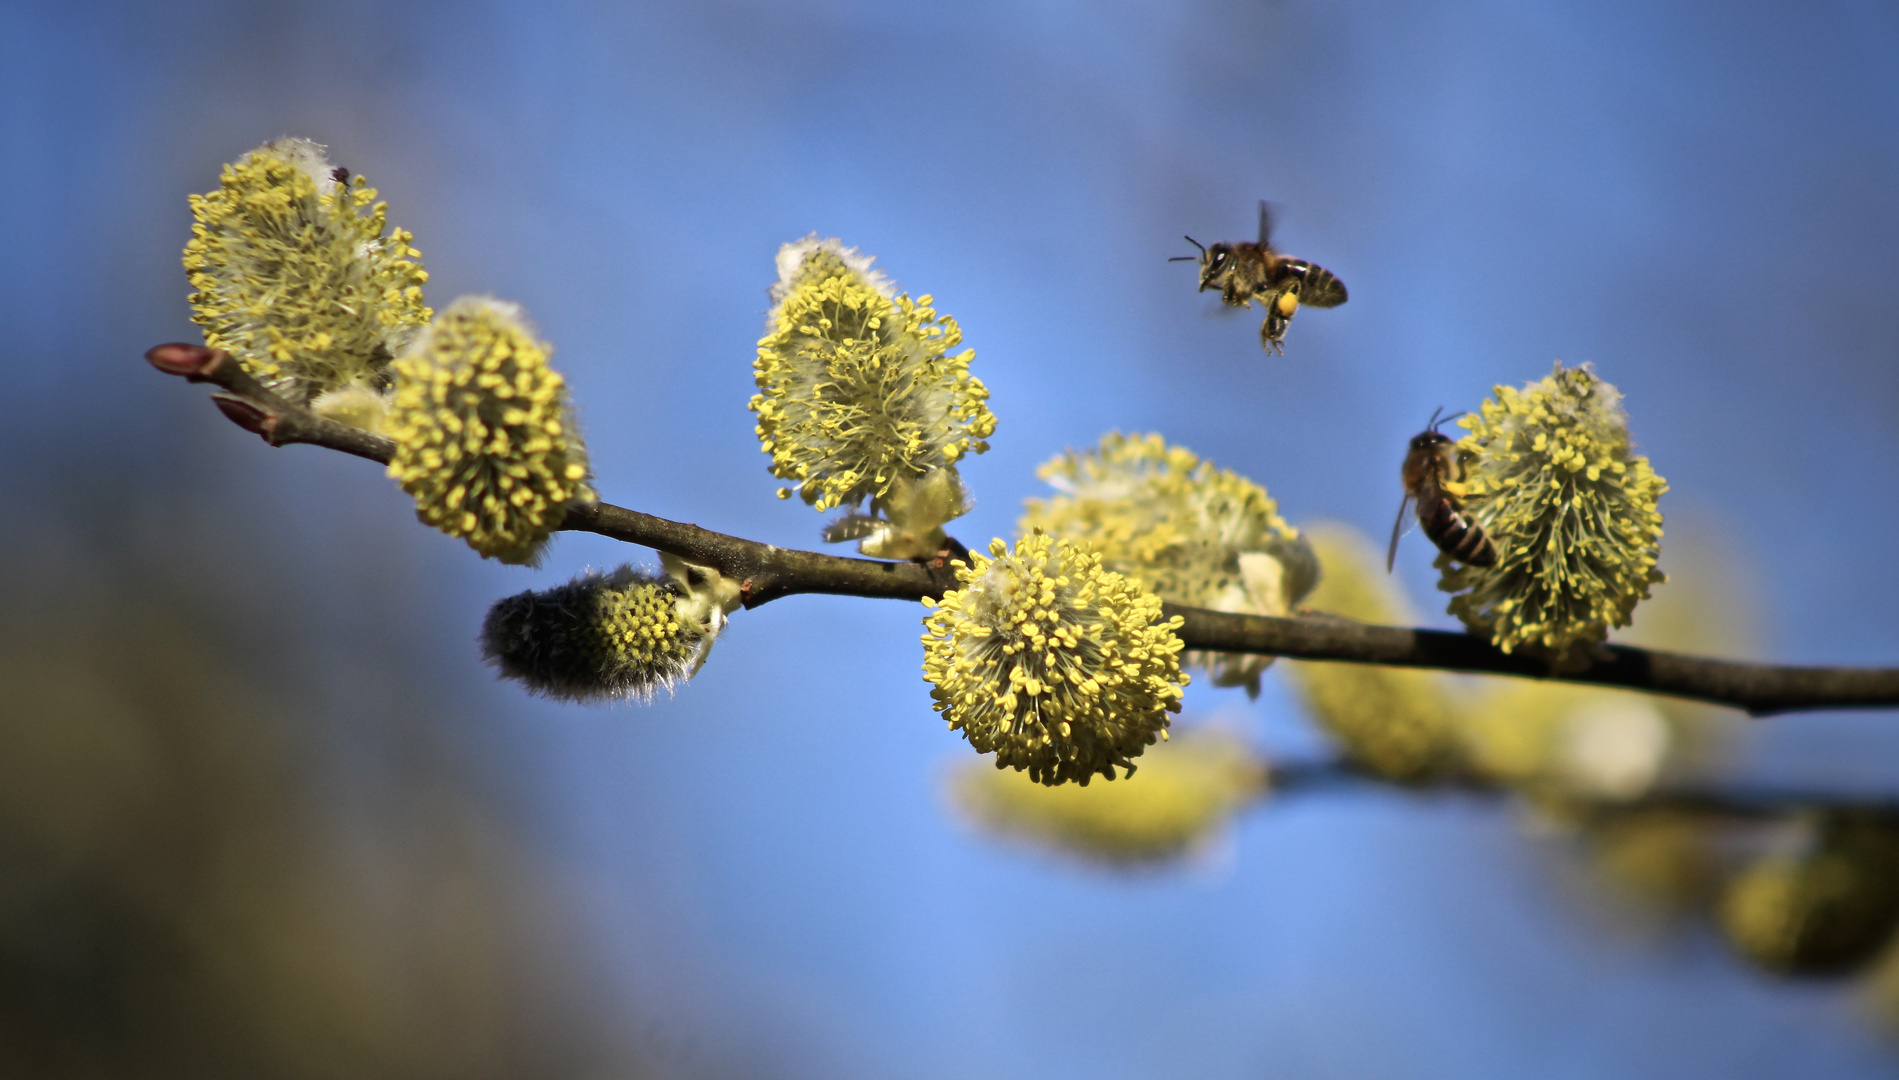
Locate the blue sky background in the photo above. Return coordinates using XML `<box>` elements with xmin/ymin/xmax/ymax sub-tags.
<box><xmin>7</xmin><ymin>1</ymin><xmax>1899</xmax><ymax>1076</ymax></box>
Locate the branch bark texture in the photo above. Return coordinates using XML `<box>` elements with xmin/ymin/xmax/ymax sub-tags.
<box><xmin>148</xmin><ymin>343</ymin><xmax>1899</xmax><ymax>718</ymax></box>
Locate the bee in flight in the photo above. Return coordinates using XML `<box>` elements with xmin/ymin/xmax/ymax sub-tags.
<box><xmin>1387</xmin><ymin>409</ymin><xmax>1497</xmax><ymax>572</ymax></box>
<box><xmin>1171</xmin><ymin>201</ymin><xmax>1348</xmax><ymax>354</ymax></box>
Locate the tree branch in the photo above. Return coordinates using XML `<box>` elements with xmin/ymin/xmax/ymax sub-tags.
<box><xmin>148</xmin><ymin>343</ymin><xmax>1899</xmax><ymax>718</ymax></box>
<box><xmin>1168</xmin><ymin>608</ymin><xmax>1899</xmax><ymax>718</ymax></box>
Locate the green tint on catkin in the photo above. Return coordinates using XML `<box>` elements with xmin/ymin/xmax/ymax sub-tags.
<box><xmin>1439</xmin><ymin>362</ymin><xmax>1667</xmax><ymax>661</ymax></box>
<box><xmin>921</xmin><ymin>533</ymin><xmax>1188</xmax><ymax>787</ymax></box>
<box><xmin>1720</xmin><ymin>815</ymin><xmax>1899</xmax><ymax>976</ymax></box>
<box><xmin>385</xmin><ymin>298</ymin><xmax>594</xmax><ymax>565</ymax></box>
<box><xmin>183</xmin><ymin>138</ymin><xmax>430</xmax><ymax>407</ymax></box>
<box><xmin>945</xmin><ymin>727</ymin><xmax>1267</xmax><ymax>866</ymax></box>
<box><xmin>481</xmin><ymin>563</ymin><xmax>735</xmax><ymax>702</ymax></box>
<box><xmin>1020</xmin><ymin>432</ymin><xmax>1318</xmax><ymax>696</ymax></box>
<box><xmin>752</xmin><ymin>237</ymin><xmax>995</xmax><ymax>558</ymax></box>
<box><xmin>1283</xmin><ymin>523</ymin><xmax>1461</xmax><ymax>781</ymax></box>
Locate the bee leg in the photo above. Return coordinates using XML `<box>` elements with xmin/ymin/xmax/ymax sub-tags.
<box><xmin>1259</xmin><ymin>292</ymin><xmax>1295</xmax><ymax>351</ymax></box>
<box><xmin>1259</xmin><ymin>313</ymin><xmax>1287</xmax><ymax>354</ymax></box>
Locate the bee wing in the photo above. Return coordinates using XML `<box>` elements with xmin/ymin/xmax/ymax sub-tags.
<box><xmin>1386</xmin><ymin>494</ymin><xmax>1416</xmax><ymax>573</ymax></box>
<box><xmin>1257</xmin><ymin>200</ymin><xmax>1280</xmax><ymax>247</ymax></box>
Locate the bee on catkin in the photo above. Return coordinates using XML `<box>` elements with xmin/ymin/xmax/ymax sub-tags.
<box><xmin>1388</xmin><ymin>409</ymin><xmax>1496</xmax><ymax>572</ymax></box>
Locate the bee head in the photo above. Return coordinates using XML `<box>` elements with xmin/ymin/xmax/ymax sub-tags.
<box><xmin>1170</xmin><ymin>236</ymin><xmax>1231</xmax><ymax>290</ymax></box>
<box><xmin>1410</xmin><ymin>407</ymin><xmax>1467</xmax><ymax>450</ymax></box>
<box><xmin>1191</xmin><ymin>242</ymin><xmax>1235</xmax><ymax>292</ymax></box>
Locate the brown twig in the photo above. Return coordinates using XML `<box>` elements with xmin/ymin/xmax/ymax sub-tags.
<box><xmin>147</xmin><ymin>342</ymin><xmax>397</xmax><ymax>464</ymax></box>
<box><xmin>1167</xmin><ymin>608</ymin><xmax>1899</xmax><ymax>717</ymax></box>
<box><xmin>147</xmin><ymin>343</ymin><xmax>1899</xmax><ymax>718</ymax></box>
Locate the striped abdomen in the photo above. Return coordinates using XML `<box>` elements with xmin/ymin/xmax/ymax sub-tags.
<box><xmin>1419</xmin><ymin>488</ymin><xmax>1496</xmax><ymax>567</ymax></box>
<box><xmin>1278</xmin><ymin>259</ymin><xmax>1348</xmax><ymax>308</ymax></box>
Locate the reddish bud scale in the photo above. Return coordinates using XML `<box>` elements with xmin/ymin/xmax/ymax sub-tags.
<box><xmin>145</xmin><ymin>342</ymin><xmax>221</xmax><ymax>380</ymax></box>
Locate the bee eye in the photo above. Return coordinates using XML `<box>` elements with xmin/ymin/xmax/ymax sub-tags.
<box><xmin>1211</xmin><ymin>253</ymin><xmax>1227</xmax><ymax>268</ymax></box>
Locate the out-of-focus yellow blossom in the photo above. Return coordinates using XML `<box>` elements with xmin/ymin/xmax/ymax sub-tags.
<box><xmin>921</xmin><ymin>532</ymin><xmax>1187</xmax><ymax>787</ymax></box>
<box><xmin>1610</xmin><ymin>520</ymin><xmax>1755</xmax><ymax>774</ymax></box>
<box><xmin>1720</xmin><ymin>815</ymin><xmax>1899</xmax><ymax>976</ymax></box>
<box><xmin>184</xmin><ymin>138</ymin><xmax>430</xmax><ymax>406</ymax></box>
<box><xmin>1282</xmin><ymin>523</ymin><xmax>1460</xmax><ymax>780</ymax></box>
<box><xmin>1583</xmin><ymin>809</ymin><xmax>1725</xmax><ymax>917</ymax></box>
<box><xmin>1021</xmin><ymin>432</ymin><xmax>1317</xmax><ymax>696</ymax></box>
<box><xmin>945</xmin><ymin>727</ymin><xmax>1267</xmax><ymax>866</ymax></box>
<box><xmin>1853</xmin><ymin>915</ymin><xmax>1899</xmax><ymax>1031</ymax></box>
<box><xmin>1438</xmin><ymin>362</ymin><xmax>1667</xmax><ymax>662</ymax></box>
<box><xmin>385</xmin><ymin>297</ymin><xmax>594</xmax><ymax>565</ymax></box>
<box><xmin>1463</xmin><ymin>526</ymin><xmax>1750</xmax><ymax>797</ymax></box>
<box><xmin>1464</xmin><ymin>682</ymin><xmax>1672</xmax><ymax>799</ymax></box>
<box><xmin>752</xmin><ymin>237</ymin><xmax>994</xmax><ymax>558</ymax></box>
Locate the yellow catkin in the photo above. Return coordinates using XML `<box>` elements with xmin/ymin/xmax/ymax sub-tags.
<box><xmin>921</xmin><ymin>533</ymin><xmax>1188</xmax><ymax>787</ymax></box>
<box><xmin>1021</xmin><ymin>432</ymin><xmax>1317</xmax><ymax>695</ymax></box>
<box><xmin>1439</xmin><ymin>362</ymin><xmax>1667</xmax><ymax>660</ymax></box>
<box><xmin>183</xmin><ymin>138</ymin><xmax>429</xmax><ymax>404</ymax></box>
<box><xmin>481</xmin><ymin>567</ymin><xmax>704</xmax><ymax>702</ymax></box>
<box><xmin>751</xmin><ymin>237</ymin><xmax>994</xmax><ymax>521</ymax></box>
<box><xmin>385</xmin><ymin>297</ymin><xmax>593</xmax><ymax>564</ymax></box>
<box><xmin>1721</xmin><ymin>816</ymin><xmax>1899</xmax><ymax>975</ymax></box>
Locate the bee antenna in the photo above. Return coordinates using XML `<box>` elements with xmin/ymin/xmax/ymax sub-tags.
<box><xmin>1426</xmin><ymin>408</ymin><xmax>1467</xmax><ymax>433</ymax></box>
<box><xmin>1168</xmin><ymin>236</ymin><xmax>1207</xmax><ymax>263</ymax></box>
